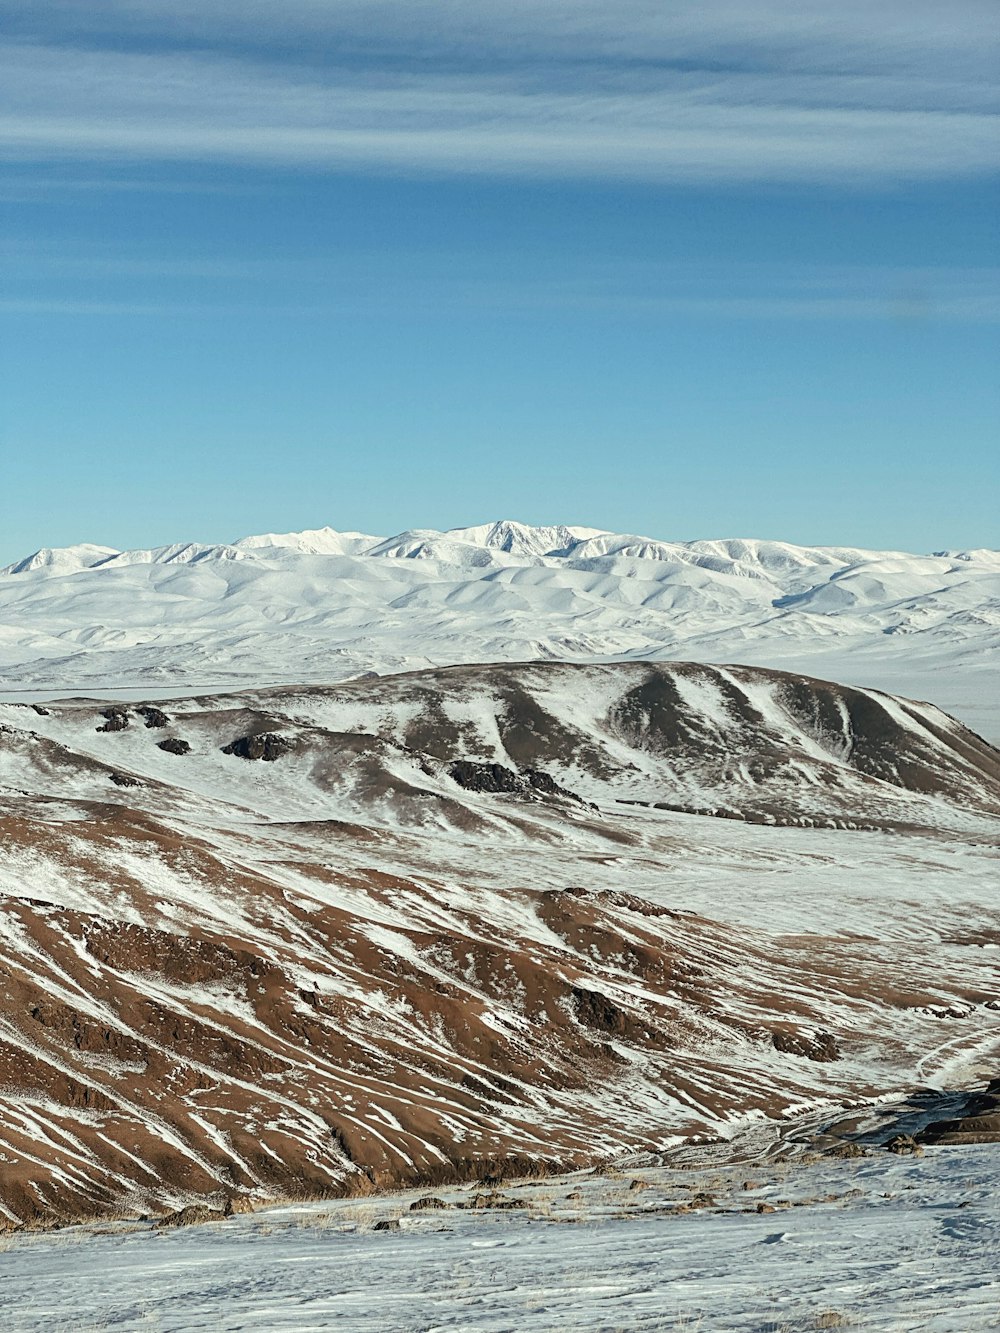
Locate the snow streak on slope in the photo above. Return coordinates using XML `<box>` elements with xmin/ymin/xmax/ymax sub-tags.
<box><xmin>1</xmin><ymin>521</ymin><xmax>997</xmax><ymax>737</ymax></box>
<box><xmin>0</xmin><ymin>663</ymin><xmax>998</xmax><ymax>1225</ymax></box>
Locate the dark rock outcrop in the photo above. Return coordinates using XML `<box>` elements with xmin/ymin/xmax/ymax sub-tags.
<box><xmin>140</xmin><ymin>707</ymin><xmax>171</xmax><ymax>729</ymax></box>
<box><xmin>571</xmin><ymin>985</ymin><xmax>650</xmax><ymax>1042</ymax></box>
<box><xmin>771</xmin><ymin>1028</ymin><xmax>840</xmax><ymax>1063</ymax></box>
<box><xmin>447</xmin><ymin>760</ymin><xmax>583</xmax><ymax>802</ymax></box>
<box><xmin>448</xmin><ymin>761</ymin><xmax>523</xmax><ymax>794</ymax></box>
<box><xmin>222</xmin><ymin>733</ymin><xmax>293</xmax><ymax>762</ymax></box>
<box><xmin>158</xmin><ymin>738</ymin><xmax>191</xmax><ymax>756</ymax></box>
<box><xmin>97</xmin><ymin>708</ymin><xmax>130</xmax><ymax>733</ymax></box>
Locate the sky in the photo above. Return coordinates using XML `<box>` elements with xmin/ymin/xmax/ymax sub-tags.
<box><xmin>1</xmin><ymin>0</ymin><xmax>998</xmax><ymax>562</ymax></box>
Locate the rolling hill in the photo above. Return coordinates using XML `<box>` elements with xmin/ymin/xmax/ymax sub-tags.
<box><xmin>1</xmin><ymin>661</ymin><xmax>997</xmax><ymax>1225</ymax></box>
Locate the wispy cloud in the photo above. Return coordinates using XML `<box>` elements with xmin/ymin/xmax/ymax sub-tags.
<box><xmin>1</xmin><ymin>1</ymin><xmax>996</xmax><ymax>184</ymax></box>
<box><xmin>4</xmin><ymin>251</ymin><xmax>997</xmax><ymax>323</ymax></box>
<box><xmin>7</xmin><ymin>2</ymin><xmax>996</xmax><ymax>80</ymax></box>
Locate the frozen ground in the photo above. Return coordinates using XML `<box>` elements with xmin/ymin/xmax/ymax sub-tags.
<box><xmin>1</xmin><ymin>526</ymin><xmax>997</xmax><ymax>1327</ymax></box>
<box><xmin>2</xmin><ymin>1096</ymin><xmax>998</xmax><ymax>1333</ymax></box>
<box><xmin>0</xmin><ymin>662</ymin><xmax>998</xmax><ymax>1227</ymax></box>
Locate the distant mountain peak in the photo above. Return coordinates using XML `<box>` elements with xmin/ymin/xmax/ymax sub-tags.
<box><xmin>233</xmin><ymin>527</ymin><xmax>381</xmax><ymax>557</ymax></box>
<box><xmin>0</xmin><ymin>543</ymin><xmax>121</xmax><ymax>576</ymax></box>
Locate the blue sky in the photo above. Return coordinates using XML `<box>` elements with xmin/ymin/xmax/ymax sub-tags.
<box><xmin>1</xmin><ymin>1</ymin><xmax>997</xmax><ymax>561</ymax></box>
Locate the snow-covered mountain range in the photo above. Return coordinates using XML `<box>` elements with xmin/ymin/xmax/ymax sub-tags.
<box><xmin>2</xmin><ymin>520</ymin><xmax>998</xmax><ymax>738</ymax></box>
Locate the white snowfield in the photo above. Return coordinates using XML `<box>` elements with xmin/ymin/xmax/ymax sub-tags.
<box><xmin>3</xmin><ymin>1104</ymin><xmax>999</xmax><ymax>1333</ymax></box>
<box><xmin>1</xmin><ymin>520</ymin><xmax>998</xmax><ymax>739</ymax></box>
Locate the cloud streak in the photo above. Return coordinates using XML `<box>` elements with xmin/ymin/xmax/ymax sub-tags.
<box><xmin>4</xmin><ymin>253</ymin><xmax>997</xmax><ymax>323</ymax></box>
<box><xmin>1</xmin><ymin>1</ymin><xmax>997</xmax><ymax>184</ymax></box>
<box><xmin>6</xmin><ymin>2</ymin><xmax>996</xmax><ymax>78</ymax></box>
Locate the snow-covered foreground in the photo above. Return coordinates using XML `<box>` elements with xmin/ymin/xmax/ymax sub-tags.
<box><xmin>0</xmin><ymin>528</ymin><xmax>998</xmax><ymax>1327</ymax></box>
<box><xmin>3</xmin><ymin>1099</ymin><xmax>998</xmax><ymax>1333</ymax></box>
<box><xmin>2</xmin><ymin>520</ymin><xmax>998</xmax><ymax>741</ymax></box>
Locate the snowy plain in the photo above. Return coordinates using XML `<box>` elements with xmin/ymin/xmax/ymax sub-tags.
<box><xmin>3</xmin><ymin>1104</ymin><xmax>999</xmax><ymax>1333</ymax></box>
